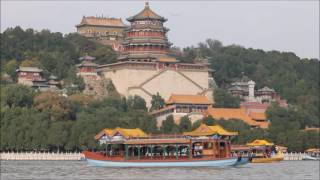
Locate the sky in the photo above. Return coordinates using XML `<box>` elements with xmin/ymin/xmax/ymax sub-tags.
<box><xmin>1</xmin><ymin>0</ymin><xmax>319</xmax><ymax>59</ymax></box>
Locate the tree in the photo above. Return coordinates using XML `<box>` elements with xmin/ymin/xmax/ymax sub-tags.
<box><xmin>160</xmin><ymin>115</ymin><xmax>179</xmax><ymax>134</ymax></box>
<box><xmin>202</xmin><ymin>116</ymin><xmax>215</xmax><ymax>126</ymax></box>
<box><xmin>178</xmin><ymin>116</ymin><xmax>192</xmax><ymax>132</ymax></box>
<box><xmin>150</xmin><ymin>93</ymin><xmax>165</xmax><ymax>111</ymax></box>
<box><xmin>213</xmin><ymin>88</ymin><xmax>240</xmax><ymax>108</ymax></box>
<box><xmin>1</xmin><ymin>84</ymin><xmax>36</xmax><ymax>108</ymax></box>
<box><xmin>64</xmin><ymin>67</ymin><xmax>85</xmax><ymax>95</ymax></box>
<box><xmin>33</xmin><ymin>91</ymin><xmax>75</xmax><ymax>121</ymax></box>
<box><xmin>127</xmin><ymin>95</ymin><xmax>147</xmax><ymax>111</ymax></box>
<box><xmin>3</xmin><ymin>59</ymin><xmax>18</xmax><ymax>80</ymax></box>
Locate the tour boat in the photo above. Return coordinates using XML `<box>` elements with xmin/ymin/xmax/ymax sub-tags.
<box><xmin>83</xmin><ymin>124</ymin><xmax>242</xmax><ymax>167</ymax></box>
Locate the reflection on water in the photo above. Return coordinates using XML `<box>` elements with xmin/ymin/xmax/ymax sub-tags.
<box><xmin>1</xmin><ymin>160</ymin><xmax>319</xmax><ymax>180</ymax></box>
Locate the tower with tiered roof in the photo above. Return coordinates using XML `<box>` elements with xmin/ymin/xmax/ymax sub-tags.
<box><xmin>119</xmin><ymin>2</ymin><xmax>172</xmax><ymax>62</ymax></box>
<box><xmin>97</xmin><ymin>2</ymin><xmax>215</xmax><ymax>108</ymax></box>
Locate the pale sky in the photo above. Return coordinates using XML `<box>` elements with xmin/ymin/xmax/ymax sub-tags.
<box><xmin>1</xmin><ymin>0</ymin><xmax>319</xmax><ymax>59</ymax></box>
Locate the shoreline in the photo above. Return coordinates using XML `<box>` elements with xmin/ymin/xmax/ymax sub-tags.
<box><xmin>0</xmin><ymin>152</ymin><xmax>85</xmax><ymax>161</ymax></box>
<box><xmin>0</xmin><ymin>152</ymin><xmax>309</xmax><ymax>161</ymax></box>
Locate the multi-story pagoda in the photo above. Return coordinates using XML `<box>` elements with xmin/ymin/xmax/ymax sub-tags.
<box><xmin>119</xmin><ymin>2</ymin><xmax>172</xmax><ymax>62</ymax></box>
<box><xmin>97</xmin><ymin>2</ymin><xmax>215</xmax><ymax>108</ymax></box>
<box><xmin>76</xmin><ymin>54</ymin><xmax>98</xmax><ymax>77</ymax></box>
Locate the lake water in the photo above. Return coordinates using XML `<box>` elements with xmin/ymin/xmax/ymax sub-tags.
<box><xmin>1</xmin><ymin>160</ymin><xmax>319</xmax><ymax>180</ymax></box>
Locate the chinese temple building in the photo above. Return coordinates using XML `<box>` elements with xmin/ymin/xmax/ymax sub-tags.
<box><xmin>205</xmin><ymin>107</ymin><xmax>269</xmax><ymax>129</ymax></box>
<box><xmin>150</xmin><ymin>94</ymin><xmax>213</xmax><ymax>127</ymax></box>
<box><xmin>119</xmin><ymin>2</ymin><xmax>171</xmax><ymax>62</ymax></box>
<box><xmin>76</xmin><ymin>16</ymin><xmax>127</xmax><ymax>50</ymax></box>
<box><xmin>76</xmin><ymin>54</ymin><xmax>98</xmax><ymax>77</ymax></box>
<box><xmin>16</xmin><ymin>67</ymin><xmax>50</xmax><ymax>91</ymax></box>
<box><xmin>98</xmin><ymin>3</ymin><xmax>214</xmax><ymax>107</ymax></box>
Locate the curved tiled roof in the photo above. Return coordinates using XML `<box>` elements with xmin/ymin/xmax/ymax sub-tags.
<box><xmin>247</xmin><ymin>139</ymin><xmax>274</xmax><ymax>146</ymax></box>
<box><xmin>257</xmin><ymin>86</ymin><xmax>275</xmax><ymax>92</ymax></box>
<box><xmin>77</xmin><ymin>16</ymin><xmax>126</xmax><ymax>27</ymax></box>
<box><xmin>167</xmin><ymin>94</ymin><xmax>212</xmax><ymax>105</ymax></box>
<box><xmin>183</xmin><ymin>123</ymin><xmax>238</xmax><ymax>136</ymax></box>
<box><xmin>205</xmin><ymin>107</ymin><xmax>259</xmax><ymax>126</ymax></box>
<box><xmin>127</xmin><ymin>2</ymin><xmax>166</xmax><ymax>22</ymax></box>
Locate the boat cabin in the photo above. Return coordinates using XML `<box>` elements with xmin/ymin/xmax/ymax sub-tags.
<box><xmin>93</xmin><ymin>124</ymin><xmax>238</xmax><ymax>161</ymax></box>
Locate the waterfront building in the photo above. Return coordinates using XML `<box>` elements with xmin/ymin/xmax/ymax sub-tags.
<box><xmin>98</xmin><ymin>3</ymin><xmax>214</xmax><ymax>107</ymax></box>
<box><xmin>76</xmin><ymin>16</ymin><xmax>127</xmax><ymax>50</ymax></box>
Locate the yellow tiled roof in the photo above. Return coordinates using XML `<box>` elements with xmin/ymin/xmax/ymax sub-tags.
<box><xmin>78</xmin><ymin>17</ymin><xmax>126</xmax><ymax>27</ymax></box>
<box><xmin>205</xmin><ymin>107</ymin><xmax>259</xmax><ymax>126</ymax></box>
<box><xmin>167</xmin><ymin>94</ymin><xmax>212</xmax><ymax>105</ymax></box>
<box><xmin>94</xmin><ymin>128</ymin><xmax>114</xmax><ymax>140</ymax></box>
<box><xmin>111</xmin><ymin>127</ymin><xmax>148</xmax><ymax>139</ymax></box>
<box><xmin>183</xmin><ymin>123</ymin><xmax>238</xmax><ymax>136</ymax></box>
<box><xmin>246</xmin><ymin>139</ymin><xmax>274</xmax><ymax>146</ymax></box>
<box><xmin>95</xmin><ymin>127</ymin><xmax>148</xmax><ymax>140</ymax></box>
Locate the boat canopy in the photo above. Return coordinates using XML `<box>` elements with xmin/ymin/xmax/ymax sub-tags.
<box><xmin>95</xmin><ymin>127</ymin><xmax>148</xmax><ymax>140</ymax></box>
<box><xmin>246</xmin><ymin>139</ymin><xmax>274</xmax><ymax>146</ymax></box>
<box><xmin>183</xmin><ymin>123</ymin><xmax>238</xmax><ymax>136</ymax></box>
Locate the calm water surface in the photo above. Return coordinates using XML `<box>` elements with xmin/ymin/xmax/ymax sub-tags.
<box><xmin>1</xmin><ymin>160</ymin><xmax>319</xmax><ymax>180</ymax></box>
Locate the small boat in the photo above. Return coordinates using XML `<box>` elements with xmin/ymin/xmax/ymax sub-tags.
<box><xmin>246</xmin><ymin>140</ymin><xmax>284</xmax><ymax>163</ymax></box>
<box><xmin>251</xmin><ymin>154</ymin><xmax>284</xmax><ymax>163</ymax></box>
<box><xmin>83</xmin><ymin>124</ymin><xmax>240</xmax><ymax>167</ymax></box>
<box><xmin>303</xmin><ymin>148</ymin><xmax>320</xmax><ymax>161</ymax></box>
<box><xmin>302</xmin><ymin>155</ymin><xmax>320</xmax><ymax>161</ymax></box>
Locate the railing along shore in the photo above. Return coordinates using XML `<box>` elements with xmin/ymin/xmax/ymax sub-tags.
<box><xmin>0</xmin><ymin>152</ymin><xmax>85</xmax><ymax>161</ymax></box>
<box><xmin>0</xmin><ymin>151</ymin><xmax>312</xmax><ymax>161</ymax></box>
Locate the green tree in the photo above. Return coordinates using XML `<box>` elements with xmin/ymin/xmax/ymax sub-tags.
<box><xmin>1</xmin><ymin>84</ymin><xmax>36</xmax><ymax>108</ymax></box>
<box><xmin>127</xmin><ymin>95</ymin><xmax>147</xmax><ymax>111</ymax></box>
<box><xmin>150</xmin><ymin>92</ymin><xmax>165</xmax><ymax>111</ymax></box>
<box><xmin>213</xmin><ymin>88</ymin><xmax>240</xmax><ymax>108</ymax></box>
<box><xmin>160</xmin><ymin>115</ymin><xmax>179</xmax><ymax>134</ymax></box>
<box><xmin>178</xmin><ymin>116</ymin><xmax>192</xmax><ymax>132</ymax></box>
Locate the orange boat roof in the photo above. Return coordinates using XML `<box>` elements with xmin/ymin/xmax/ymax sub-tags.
<box><xmin>247</xmin><ymin>139</ymin><xmax>274</xmax><ymax>146</ymax></box>
<box><xmin>183</xmin><ymin>123</ymin><xmax>238</xmax><ymax>136</ymax></box>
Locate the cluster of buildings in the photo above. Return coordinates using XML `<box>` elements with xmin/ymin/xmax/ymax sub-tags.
<box><xmin>15</xmin><ymin>2</ymin><xmax>288</xmax><ymax>130</ymax></box>
<box><xmin>16</xmin><ymin>67</ymin><xmax>60</xmax><ymax>92</ymax></box>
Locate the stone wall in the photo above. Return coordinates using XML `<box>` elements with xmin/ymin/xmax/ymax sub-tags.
<box><xmin>101</xmin><ymin>66</ymin><xmax>213</xmax><ymax>108</ymax></box>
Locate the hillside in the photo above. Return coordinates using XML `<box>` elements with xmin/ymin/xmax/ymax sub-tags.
<box><xmin>0</xmin><ymin>27</ymin><xmax>319</xmax><ymax>152</ymax></box>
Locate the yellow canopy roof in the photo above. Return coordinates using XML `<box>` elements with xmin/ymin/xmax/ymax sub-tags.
<box><xmin>110</xmin><ymin>127</ymin><xmax>148</xmax><ymax>139</ymax></box>
<box><xmin>95</xmin><ymin>127</ymin><xmax>148</xmax><ymax>140</ymax></box>
<box><xmin>183</xmin><ymin>123</ymin><xmax>238</xmax><ymax>136</ymax></box>
<box><xmin>246</xmin><ymin>139</ymin><xmax>274</xmax><ymax>146</ymax></box>
<box><xmin>94</xmin><ymin>128</ymin><xmax>114</xmax><ymax>140</ymax></box>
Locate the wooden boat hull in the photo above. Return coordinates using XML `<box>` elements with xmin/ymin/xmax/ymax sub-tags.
<box><xmin>86</xmin><ymin>158</ymin><xmax>238</xmax><ymax>167</ymax></box>
<box><xmin>83</xmin><ymin>151</ymin><xmax>238</xmax><ymax>167</ymax></box>
<box><xmin>234</xmin><ymin>157</ymin><xmax>250</xmax><ymax>166</ymax></box>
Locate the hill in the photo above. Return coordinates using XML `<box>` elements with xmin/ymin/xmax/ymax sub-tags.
<box><xmin>0</xmin><ymin>27</ymin><xmax>319</xmax><ymax>152</ymax></box>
